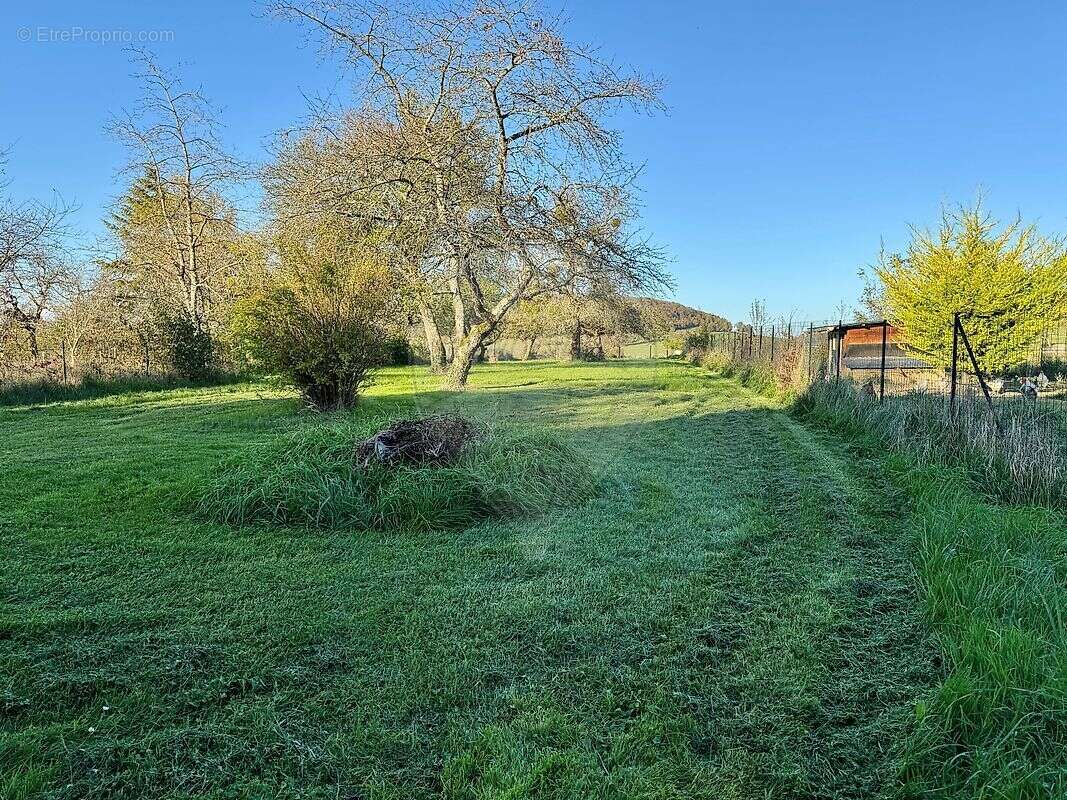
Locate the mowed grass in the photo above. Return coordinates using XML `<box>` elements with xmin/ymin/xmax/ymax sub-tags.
<box><xmin>0</xmin><ymin>360</ymin><xmax>1061</xmax><ymax>798</ymax></box>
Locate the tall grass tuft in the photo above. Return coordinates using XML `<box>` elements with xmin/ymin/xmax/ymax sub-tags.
<box><xmin>197</xmin><ymin>409</ymin><xmax>600</xmax><ymax>531</ymax></box>
<box><xmin>795</xmin><ymin>380</ymin><xmax>1067</xmax><ymax>508</ymax></box>
<box><xmin>892</xmin><ymin>462</ymin><xmax>1067</xmax><ymax>798</ymax></box>
<box><xmin>0</xmin><ymin>372</ymin><xmax>245</xmax><ymax>407</ymax></box>
<box><xmin>690</xmin><ymin>349</ymin><xmax>784</xmax><ymax>397</ymax></box>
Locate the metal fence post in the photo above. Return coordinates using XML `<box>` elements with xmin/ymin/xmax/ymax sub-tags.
<box><xmin>835</xmin><ymin>320</ymin><xmax>842</xmax><ymax>381</ymax></box>
<box><xmin>879</xmin><ymin>321</ymin><xmax>888</xmax><ymax>402</ymax></box>
<box><xmin>949</xmin><ymin>312</ymin><xmax>960</xmax><ymax>419</ymax></box>
<box><xmin>807</xmin><ymin>323</ymin><xmax>814</xmax><ymax>382</ymax></box>
<box><xmin>958</xmin><ymin>316</ymin><xmax>997</xmax><ymax>417</ymax></box>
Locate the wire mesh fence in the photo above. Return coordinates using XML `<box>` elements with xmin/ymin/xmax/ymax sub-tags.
<box><xmin>697</xmin><ymin>316</ymin><xmax>1067</xmax><ymax>430</ymax></box>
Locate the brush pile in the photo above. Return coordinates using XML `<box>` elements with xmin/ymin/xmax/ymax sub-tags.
<box><xmin>356</xmin><ymin>415</ymin><xmax>474</xmax><ymax>468</ymax></box>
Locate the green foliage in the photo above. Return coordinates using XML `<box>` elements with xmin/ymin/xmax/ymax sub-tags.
<box><xmin>160</xmin><ymin>311</ymin><xmax>217</xmax><ymax>380</ymax></box>
<box><xmin>198</xmin><ymin>411</ymin><xmax>599</xmax><ymax>531</ymax></box>
<box><xmin>694</xmin><ymin>349</ymin><xmax>733</xmax><ymax>372</ymax></box>
<box><xmin>382</xmin><ymin>335</ymin><xmax>413</xmax><ymax>366</ymax></box>
<box><xmin>724</xmin><ymin>360</ymin><xmax>779</xmax><ymax>396</ymax></box>
<box><xmin>695</xmin><ymin>348</ymin><xmax>783</xmax><ymax>397</ymax></box>
<box><xmin>873</xmin><ymin>206</ymin><xmax>1067</xmax><ymax>373</ymax></box>
<box><xmin>230</xmin><ymin>223</ymin><xmax>400</xmax><ymax>410</ymax></box>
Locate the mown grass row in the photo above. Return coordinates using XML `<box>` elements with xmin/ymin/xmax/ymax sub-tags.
<box><xmin>693</xmin><ymin>352</ymin><xmax>1066</xmax><ymax>798</ymax></box>
<box><xmin>692</xmin><ymin>346</ymin><xmax>1067</xmax><ymax>509</ymax></box>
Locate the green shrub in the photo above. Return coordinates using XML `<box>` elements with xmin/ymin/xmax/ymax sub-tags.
<box><xmin>229</xmin><ymin>222</ymin><xmax>402</xmax><ymax>410</ymax></box>
<box><xmin>871</xmin><ymin>205</ymin><xmax>1067</xmax><ymax>373</ymax></box>
<box><xmin>728</xmin><ymin>360</ymin><xmax>778</xmax><ymax>396</ymax></box>
<box><xmin>696</xmin><ymin>350</ymin><xmax>732</xmax><ymax>372</ymax></box>
<box><xmin>696</xmin><ymin>350</ymin><xmax>781</xmax><ymax>397</ymax></box>
<box><xmin>161</xmin><ymin>312</ymin><xmax>218</xmax><ymax>381</ymax></box>
<box><xmin>197</xmin><ymin>410</ymin><xmax>600</xmax><ymax>531</ymax></box>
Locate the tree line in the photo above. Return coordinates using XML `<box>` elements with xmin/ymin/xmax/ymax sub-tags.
<box><xmin>1</xmin><ymin>0</ymin><xmax>680</xmax><ymax>408</ymax></box>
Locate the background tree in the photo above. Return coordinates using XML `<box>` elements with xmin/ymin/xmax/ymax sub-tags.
<box><xmin>871</xmin><ymin>205</ymin><xmax>1067</xmax><ymax>373</ymax></box>
<box><xmin>637</xmin><ymin>300</ymin><xmax>672</xmax><ymax>349</ymax></box>
<box><xmin>748</xmin><ymin>298</ymin><xmax>768</xmax><ymax>331</ymax></box>
<box><xmin>504</xmin><ymin>297</ymin><xmax>560</xmax><ymax>360</ymax></box>
<box><xmin>108</xmin><ymin>53</ymin><xmax>245</xmax><ymax>374</ymax></box>
<box><xmin>0</xmin><ymin>147</ymin><xmax>77</xmax><ymax>369</ymax></box>
<box><xmin>629</xmin><ymin>298</ymin><xmax>730</xmax><ymax>333</ymax></box>
<box><xmin>271</xmin><ymin>0</ymin><xmax>671</xmax><ymax>388</ymax></box>
<box><xmin>262</xmin><ymin>109</ymin><xmax>464</xmax><ymax>373</ymax></box>
<box><xmin>47</xmin><ymin>276</ymin><xmax>102</xmax><ymax>381</ymax></box>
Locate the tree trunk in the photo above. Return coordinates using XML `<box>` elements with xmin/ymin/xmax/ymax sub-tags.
<box><xmin>143</xmin><ymin>337</ymin><xmax>151</xmax><ymax>375</ymax></box>
<box><xmin>23</xmin><ymin>325</ymin><xmax>40</xmax><ymax>366</ymax></box>
<box><xmin>569</xmin><ymin>322</ymin><xmax>582</xmax><ymax>361</ymax></box>
<box><xmin>417</xmin><ymin>302</ymin><xmax>447</xmax><ymax>372</ymax></box>
<box><xmin>523</xmin><ymin>336</ymin><xmax>537</xmax><ymax>360</ymax></box>
<box><xmin>443</xmin><ymin>325</ymin><xmax>491</xmax><ymax>389</ymax></box>
<box><xmin>449</xmin><ymin>273</ymin><xmax>466</xmax><ymax>345</ymax></box>
<box><xmin>444</xmin><ymin>339</ymin><xmax>479</xmax><ymax>389</ymax></box>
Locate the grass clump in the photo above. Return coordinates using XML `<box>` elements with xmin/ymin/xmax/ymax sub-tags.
<box><xmin>795</xmin><ymin>379</ymin><xmax>1067</xmax><ymax>508</ymax></box>
<box><xmin>890</xmin><ymin>460</ymin><xmax>1067</xmax><ymax>799</ymax></box>
<box><xmin>692</xmin><ymin>349</ymin><xmax>783</xmax><ymax>397</ymax></box>
<box><xmin>0</xmin><ymin>372</ymin><xmax>245</xmax><ymax>407</ymax></box>
<box><xmin>197</xmin><ymin>409</ymin><xmax>599</xmax><ymax>531</ymax></box>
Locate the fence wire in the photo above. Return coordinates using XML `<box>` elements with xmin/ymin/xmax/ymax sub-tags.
<box><xmin>698</xmin><ymin>317</ymin><xmax>1067</xmax><ymax>430</ymax></box>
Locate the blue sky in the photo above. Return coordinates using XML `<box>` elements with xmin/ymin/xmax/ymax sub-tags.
<box><xmin>3</xmin><ymin>1</ymin><xmax>1066</xmax><ymax>321</ymax></box>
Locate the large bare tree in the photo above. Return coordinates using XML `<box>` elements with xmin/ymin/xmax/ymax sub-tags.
<box><xmin>108</xmin><ymin>53</ymin><xmax>244</xmax><ymax>335</ymax></box>
<box><xmin>0</xmin><ymin>147</ymin><xmax>78</xmax><ymax>366</ymax></box>
<box><xmin>270</xmin><ymin>0</ymin><xmax>670</xmax><ymax>387</ymax></box>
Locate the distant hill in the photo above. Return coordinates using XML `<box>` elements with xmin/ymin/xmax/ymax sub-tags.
<box><xmin>634</xmin><ymin>298</ymin><xmax>731</xmax><ymax>332</ymax></box>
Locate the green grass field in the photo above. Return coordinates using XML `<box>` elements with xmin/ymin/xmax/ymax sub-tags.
<box><xmin>2</xmin><ymin>360</ymin><xmax>1063</xmax><ymax>799</ymax></box>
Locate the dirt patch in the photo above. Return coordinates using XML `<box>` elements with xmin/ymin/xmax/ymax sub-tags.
<box><xmin>355</xmin><ymin>415</ymin><xmax>474</xmax><ymax>468</ymax></box>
